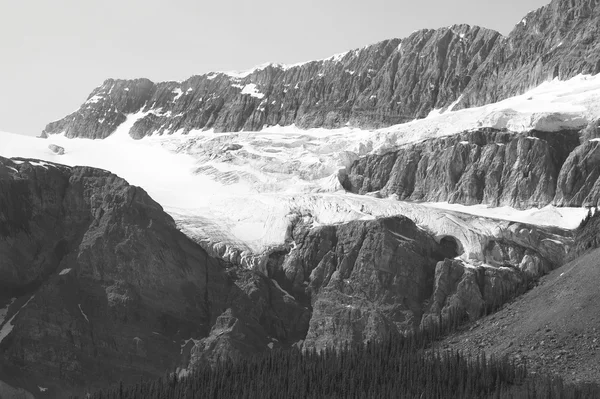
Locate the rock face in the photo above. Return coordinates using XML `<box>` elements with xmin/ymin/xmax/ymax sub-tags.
<box><xmin>258</xmin><ymin>214</ymin><xmax>564</xmax><ymax>352</ymax></box>
<box><xmin>456</xmin><ymin>0</ymin><xmax>600</xmax><ymax>110</ymax></box>
<box><xmin>278</xmin><ymin>217</ymin><xmax>447</xmax><ymax>351</ymax></box>
<box><xmin>42</xmin><ymin>25</ymin><xmax>500</xmax><ymax>138</ymax></box>
<box><xmin>342</xmin><ymin>128</ymin><xmax>600</xmax><ymax>209</ymax></box>
<box><xmin>440</xmin><ymin>246</ymin><xmax>600</xmax><ymax>384</ymax></box>
<box><xmin>0</xmin><ymin>157</ymin><xmax>308</xmax><ymax>398</ymax></box>
<box><xmin>423</xmin><ymin>259</ymin><xmax>528</xmax><ymax>328</ymax></box>
<box><xmin>42</xmin><ymin>0</ymin><xmax>600</xmax><ymax>139</ymax></box>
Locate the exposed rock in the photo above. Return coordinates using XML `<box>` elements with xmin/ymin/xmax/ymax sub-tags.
<box><xmin>456</xmin><ymin>0</ymin><xmax>600</xmax><ymax>110</ymax></box>
<box><xmin>554</xmin><ymin>139</ymin><xmax>600</xmax><ymax>206</ymax></box>
<box><xmin>423</xmin><ymin>259</ymin><xmax>528</xmax><ymax>329</ymax></box>
<box><xmin>188</xmin><ymin>268</ymin><xmax>310</xmax><ymax>366</ymax></box>
<box><xmin>343</xmin><ymin>128</ymin><xmax>583</xmax><ymax>209</ymax></box>
<box><xmin>440</xmin><ymin>246</ymin><xmax>600</xmax><ymax>384</ymax></box>
<box><xmin>42</xmin><ymin>0</ymin><xmax>600</xmax><ymax>138</ymax></box>
<box><xmin>283</xmin><ymin>217</ymin><xmax>446</xmax><ymax>351</ymax></box>
<box><xmin>42</xmin><ymin>25</ymin><xmax>500</xmax><ymax>138</ymax></box>
<box><xmin>48</xmin><ymin>144</ymin><xmax>65</xmax><ymax>155</ymax></box>
<box><xmin>0</xmin><ymin>156</ymin><xmax>307</xmax><ymax>398</ymax></box>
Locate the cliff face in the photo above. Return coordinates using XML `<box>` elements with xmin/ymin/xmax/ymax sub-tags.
<box><xmin>259</xmin><ymin>214</ymin><xmax>567</xmax><ymax>352</ymax></box>
<box><xmin>0</xmin><ymin>157</ymin><xmax>308</xmax><ymax>398</ymax></box>
<box><xmin>342</xmin><ymin>128</ymin><xmax>600</xmax><ymax>209</ymax></box>
<box><xmin>456</xmin><ymin>0</ymin><xmax>600</xmax><ymax>109</ymax></box>
<box><xmin>42</xmin><ymin>0</ymin><xmax>600</xmax><ymax>139</ymax></box>
<box><xmin>42</xmin><ymin>25</ymin><xmax>500</xmax><ymax>138</ymax></box>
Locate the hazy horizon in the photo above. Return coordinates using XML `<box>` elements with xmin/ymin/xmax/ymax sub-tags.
<box><xmin>0</xmin><ymin>0</ymin><xmax>550</xmax><ymax>136</ymax></box>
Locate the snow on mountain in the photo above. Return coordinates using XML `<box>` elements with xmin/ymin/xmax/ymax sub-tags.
<box><xmin>374</xmin><ymin>74</ymin><xmax>600</xmax><ymax>153</ymax></box>
<box><xmin>2</xmin><ymin>74</ymin><xmax>599</xmax><ymax>263</ymax></box>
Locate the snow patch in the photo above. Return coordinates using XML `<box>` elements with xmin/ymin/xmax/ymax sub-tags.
<box><xmin>38</xmin><ymin>387</ymin><xmax>48</xmax><ymax>392</ymax></box>
<box><xmin>85</xmin><ymin>95</ymin><xmax>103</xmax><ymax>104</ymax></box>
<box><xmin>0</xmin><ymin>296</ymin><xmax>35</xmax><ymax>344</ymax></box>
<box><xmin>172</xmin><ymin>88</ymin><xmax>184</xmax><ymax>102</ymax></box>
<box><xmin>78</xmin><ymin>304</ymin><xmax>89</xmax><ymax>323</ymax></box>
<box><xmin>59</xmin><ymin>268</ymin><xmax>72</xmax><ymax>275</ymax></box>
<box><xmin>241</xmin><ymin>84</ymin><xmax>265</xmax><ymax>99</ymax></box>
<box><xmin>0</xmin><ymin>298</ymin><xmax>16</xmax><ymax>326</ymax></box>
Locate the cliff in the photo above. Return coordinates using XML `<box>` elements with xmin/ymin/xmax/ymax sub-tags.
<box><xmin>42</xmin><ymin>0</ymin><xmax>600</xmax><ymax>139</ymax></box>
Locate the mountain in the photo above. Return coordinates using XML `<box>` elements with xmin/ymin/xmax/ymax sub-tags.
<box><xmin>0</xmin><ymin>156</ymin><xmax>575</xmax><ymax>397</ymax></box>
<box><xmin>41</xmin><ymin>0</ymin><xmax>599</xmax><ymax>139</ymax></box>
<box><xmin>0</xmin><ymin>157</ymin><xmax>309</xmax><ymax>397</ymax></box>
<box><xmin>3</xmin><ymin>0</ymin><xmax>600</xmax><ymax>396</ymax></box>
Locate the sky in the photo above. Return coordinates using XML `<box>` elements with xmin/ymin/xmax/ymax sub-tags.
<box><xmin>0</xmin><ymin>0</ymin><xmax>551</xmax><ymax>136</ymax></box>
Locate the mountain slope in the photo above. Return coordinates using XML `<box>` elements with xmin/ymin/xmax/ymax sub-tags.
<box><xmin>0</xmin><ymin>157</ymin><xmax>309</xmax><ymax>398</ymax></box>
<box><xmin>440</xmin><ymin>244</ymin><xmax>600</xmax><ymax>383</ymax></box>
<box><xmin>457</xmin><ymin>0</ymin><xmax>600</xmax><ymax>109</ymax></box>
<box><xmin>42</xmin><ymin>0</ymin><xmax>599</xmax><ymax>139</ymax></box>
<box><xmin>42</xmin><ymin>24</ymin><xmax>500</xmax><ymax>138</ymax></box>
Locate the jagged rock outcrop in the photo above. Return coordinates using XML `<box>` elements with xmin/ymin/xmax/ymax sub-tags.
<box><xmin>343</xmin><ymin>128</ymin><xmax>589</xmax><ymax>209</ymax></box>
<box><xmin>47</xmin><ymin>144</ymin><xmax>64</xmax><ymax>155</ymax></box>
<box><xmin>0</xmin><ymin>157</ymin><xmax>308</xmax><ymax>398</ymax></box>
<box><xmin>423</xmin><ymin>259</ymin><xmax>528</xmax><ymax>329</ymax></box>
<box><xmin>456</xmin><ymin>0</ymin><xmax>600</xmax><ymax>110</ymax></box>
<box><xmin>43</xmin><ymin>25</ymin><xmax>501</xmax><ymax>138</ymax></box>
<box><xmin>42</xmin><ymin>0</ymin><xmax>600</xmax><ymax>139</ymax></box>
<box><xmin>256</xmin><ymin>214</ymin><xmax>566</xmax><ymax>352</ymax></box>
<box><xmin>276</xmin><ymin>217</ymin><xmax>448</xmax><ymax>351</ymax></box>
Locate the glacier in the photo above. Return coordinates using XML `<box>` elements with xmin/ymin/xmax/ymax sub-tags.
<box><xmin>2</xmin><ymin>74</ymin><xmax>599</xmax><ymax>264</ymax></box>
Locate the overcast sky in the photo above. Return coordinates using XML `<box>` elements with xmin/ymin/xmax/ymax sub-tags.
<box><xmin>0</xmin><ymin>0</ymin><xmax>550</xmax><ymax>136</ymax></box>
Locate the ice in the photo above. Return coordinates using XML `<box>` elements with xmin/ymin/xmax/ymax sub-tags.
<box><xmin>2</xmin><ymin>74</ymin><xmax>600</xmax><ymax>261</ymax></box>
<box><xmin>374</xmin><ymin>74</ymin><xmax>600</xmax><ymax>152</ymax></box>
<box><xmin>422</xmin><ymin>203</ymin><xmax>588</xmax><ymax>230</ymax></box>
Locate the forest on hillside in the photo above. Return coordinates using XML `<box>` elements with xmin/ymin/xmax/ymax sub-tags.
<box><xmin>84</xmin><ymin>323</ymin><xmax>600</xmax><ymax>399</ymax></box>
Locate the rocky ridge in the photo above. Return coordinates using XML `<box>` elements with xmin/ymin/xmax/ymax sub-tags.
<box><xmin>343</xmin><ymin>125</ymin><xmax>600</xmax><ymax>209</ymax></box>
<box><xmin>42</xmin><ymin>0</ymin><xmax>600</xmax><ymax>139</ymax></box>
